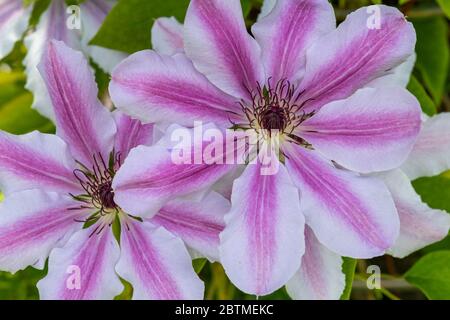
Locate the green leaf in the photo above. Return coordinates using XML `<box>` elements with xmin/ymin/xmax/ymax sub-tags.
<box><xmin>412</xmin><ymin>171</ymin><xmax>450</xmax><ymax>213</ymax></box>
<box><xmin>407</xmin><ymin>75</ymin><xmax>437</xmax><ymax>116</ymax></box>
<box><xmin>192</xmin><ymin>258</ymin><xmax>207</xmax><ymax>274</ymax></box>
<box><xmin>412</xmin><ymin>17</ymin><xmax>449</xmax><ymax>105</ymax></box>
<box><xmin>340</xmin><ymin>257</ymin><xmax>356</xmax><ymax>300</ymax></box>
<box><xmin>90</xmin><ymin>0</ymin><xmax>190</xmax><ymax>54</ymax></box>
<box><xmin>437</xmin><ymin>0</ymin><xmax>450</xmax><ymax>18</ymax></box>
<box><xmin>405</xmin><ymin>250</ymin><xmax>450</xmax><ymax>299</ymax></box>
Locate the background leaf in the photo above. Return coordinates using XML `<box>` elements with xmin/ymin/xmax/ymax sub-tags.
<box><xmin>340</xmin><ymin>258</ymin><xmax>357</xmax><ymax>300</ymax></box>
<box><xmin>407</xmin><ymin>75</ymin><xmax>437</xmax><ymax>116</ymax></box>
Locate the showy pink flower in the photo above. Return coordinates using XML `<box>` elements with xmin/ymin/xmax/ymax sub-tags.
<box><xmin>0</xmin><ymin>41</ymin><xmax>228</xmax><ymax>300</ymax></box>
<box><xmin>109</xmin><ymin>0</ymin><xmax>423</xmax><ymax>296</ymax></box>
<box><xmin>0</xmin><ymin>0</ymin><xmax>126</xmax><ymax>120</ymax></box>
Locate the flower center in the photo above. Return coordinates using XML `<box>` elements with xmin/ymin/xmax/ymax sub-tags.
<box><xmin>260</xmin><ymin>106</ymin><xmax>288</xmax><ymax>131</ymax></box>
<box><xmin>72</xmin><ymin>152</ymin><xmax>122</xmax><ymax>215</ymax></box>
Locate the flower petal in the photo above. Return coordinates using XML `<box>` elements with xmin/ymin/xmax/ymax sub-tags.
<box><xmin>382</xmin><ymin>170</ymin><xmax>450</xmax><ymax>258</ymax></box>
<box><xmin>368</xmin><ymin>53</ymin><xmax>416</xmax><ymax>88</ymax></box>
<box><xmin>184</xmin><ymin>0</ymin><xmax>264</xmax><ymax>99</ymax></box>
<box><xmin>113</xmin><ymin>111</ymin><xmax>154</xmax><ymax>159</ymax></box>
<box><xmin>24</xmin><ymin>0</ymin><xmax>81</xmax><ymax>121</ymax></box>
<box><xmin>113</xmin><ymin>142</ymin><xmax>235</xmax><ymax>218</ymax></box>
<box><xmin>402</xmin><ymin>113</ymin><xmax>450</xmax><ymax>180</ymax></box>
<box><xmin>80</xmin><ymin>0</ymin><xmax>127</xmax><ymax>74</ymax></box>
<box><xmin>0</xmin><ymin>190</ymin><xmax>87</xmax><ymax>273</ymax></box>
<box><xmin>220</xmin><ymin>157</ymin><xmax>305</xmax><ymax>296</ymax></box>
<box><xmin>151</xmin><ymin>17</ymin><xmax>184</xmax><ymax>55</ymax></box>
<box><xmin>37</xmin><ymin>227</ymin><xmax>123</xmax><ymax>300</ymax></box>
<box><xmin>0</xmin><ymin>130</ymin><xmax>79</xmax><ymax>195</ymax></box>
<box><xmin>284</xmin><ymin>144</ymin><xmax>399</xmax><ymax>258</ymax></box>
<box><xmin>300</xmin><ymin>87</ymin><xmax>421</xmax><ymax>173</ymax></box>
<box><xmin>297</xmin><ymin>5</ymin><xmax>416</xmax><ymax>112</ymax></box>
<box><xmin>38</xmin><ymin>40</ymin><xmax>116</xmax><ymax>166</ymax></box>
<box><xmin>257</xmin><ymin>0</ymin><xmax>277</xmax><ymax>20</ymax></box>
<box><xmin>151</xmin><ymin>191</ymin><xmax>228</xmax><ymax>261</ymax></box>
<box><xmin>110</xmin><ymin>51</ymin><xmax>241</xmax><ymax>128</ymax></box>
<box><xmin>115</xmin><ymin>219</ymin><xmax>204</xmax><ymax>299</ymax></box>
<box><xmin>0</xmin><ymin>0</ymin><xmax>32</xmax><ymax>59</ymax></box>
<box><xmin>286</xmin><ymin>226</ymin><xmax>345</xmax><ymax>300</ymax></box>
<box><xmin>252</xmin><ymin>0</ymin><xmax>335</xmax><ymax>83</ymax></box>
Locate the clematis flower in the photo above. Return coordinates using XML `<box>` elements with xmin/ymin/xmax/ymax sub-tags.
<box><xmin>0</xmin><ymin>41</ymin><xmax>228</xmax><ymax>300</ymax></box>
<box><xmin>109</xmin><ymin>0</ymin><xmax>426</xmax><ymax>298</ymax></box>
<box><xmin>0</xmin><ymin>0</ymin><xmax>126</xmax><ymax>120</ymax></box>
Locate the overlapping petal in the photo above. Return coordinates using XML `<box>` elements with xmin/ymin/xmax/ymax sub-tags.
<box><xmin>24</xmin><ymin>0</ymin><xmax>81</xmax><ymax>121</ymax></box>
<box><xmin>297</xmin><ymin>5</ymin><xmax>416</xmax><ymax>112</ymax></box>
<box><xmin>382</xmin><ymin>170</ymin><xmax>450</xmax><ymax>258</ymax></box>
<box><xmin>220</xmin><ymin>157</ymin><xmax>305</xmax><ymax>295</ymax></box>
<box><xmin>0</xmin><ymin>0</ymin><xmax>32</xmax><ymax>59</ymax></box>
<box><xmin>115</xmin><ymin>219</ymin><xmax>204</xmax><ymax>300</ymax></box>
<box><xmin>37</xmin><ymin>227</ymin><xmax>123</xmax><ymax>300</ymax></box>
<box><xmin>151</xmin><ymin>17</ymin><xmax>185</xmax><ymax>55</ymax></box>
<box><xmin>110</xmin><ymin>51</ymin><xmax>241</xmax><ymax>127</ymax></box>
<box><xmin>402</xmin><ymin>113</ymin><xmax>450</xmax><ymax>180</ymax></box>
<box><xmin>284</xmin><ymin>144</ymin><xmax>399</xmax><ymax>258</ymax></box>
<box><xmin>286</xmin><ymin>226</ymin><xmax>345</xmax><ymax>300</ymax></box>
<box><xmin>252</xmin><ymin>0</ymin><xmax>335</xmax><ymax>84</ymax></box>
<box><xmin>300</xmin><ymin>87</ymin><xmax>421</xmax><ymax>173</ymax></box>
<box><xmin>0</xmin><ymin>131</ymin><xmax>79</xmax><ymax>195</ymax></box>
<box><xmin>152</xmin><ymin>192</ymin><xmax>228</xmax><ymax>261</ymax></box>
<box><xmin>0</xmin><ymin>190</ymin><xmax>88</xmax><ymax>273</ymax></box>
<box><xmin>38</xmin><ymin>41</ymin><xmax>116</xmax><ymax>166</ymax></box>
<box><xmin>184</xmin><ymin>0</ymin><xmax>264</xmax><ymax>99</ymax></box>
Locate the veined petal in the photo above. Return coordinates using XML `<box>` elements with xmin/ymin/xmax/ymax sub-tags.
<box><xmin>0</xmin><ymin>190</ymin><xmax>87</xmax><ymax>273</ymax></box>
<box><xmin>110</xmin><ymin>51</ymin><xmax>241</xmax><ymax>128</ymax></box>
<box><xmin>80</xmin><ymin>0</ymin><xmax>127</xmax><ymax>74</ymax></box>
<box><xmin>220</xmin><ymin>157</ymin><xmax>305</xmax><ymax>296</ymax></box>
<box><xmin>0</xmin><ymin>0</ymin><xmax>32</xmax><ymax>59</ymax></box>
<box><xmin>113</xmin><ymin>111</ymin><xmax>154</xmax><ymax>159</ymax></box>
<box><xmin>37</xmin><ymin>227</ymin><xmax>123</xmax><ymax>300</ymax></box>
<box><xmin>24</xmin><ymin>0</ymin><xmax>81</xmax><ymax>121</ymax></box>
<box><xmin>184</xmin><ymin>0</ymin><xmax>264</xmax><ymax>99</ymax></box>
<box><xmin>297</xmin><ymin>5</ymin><xmax>416</xmax><ymax>112</ymax></box>
<box><xmin>284</xmin><ymin>144</ymin><xmax>399</xmax><ymax>258</ymax></box>
<box><xmin>38</xmin><ymin>40</ymin><xmax>116</xmax><ymax>166</ymax></box>
<box><xmin>286</xmin><ymin>226</ymin><xmax>345</xmax><ymax>300</ymax></box>
<box><xmin>368</xmin><ymin>53</ymin><xmax>416</xmax><ymax>88</ymax></box>
<box><xmin>252</xmin><ymin>0</ymin><xmax>335</xmax><ymax>84</ymax></box>
<box><xmin>0</xmin><ymin>130</ymin><xmax>79</xmax><ymax>195</ymax></box>
<box><xmin>115</xmin><ymin>220</ymin><xmax>204</xmax><ymax>300</ymax></box>
<box><xmin>152</xmin><ymin>17</ymin><xmax>184</xmax><ymax>55</ymax></box>
<box><xmin>151</xmin><ymin>191</ymin><xmax>228</xmax><ymax>261</ymax></box>
<box><xmin>402</xmin><ymin>113</ymin><xmax>450</xmax><ymax>180</ymax></box>
<box><xmin>382</xmin><ymin>170</ymin><xmax>450</xmax><ymax>258</ymax></box>
<box><xmin>300</xmin><ymin>87</ymin><xmax>421</xmax><ymax>173</ymax></box>
<box><xmin>112</xmin><ymin>141</ymin><xmax>235</xmax><ymax>218</ymax></box>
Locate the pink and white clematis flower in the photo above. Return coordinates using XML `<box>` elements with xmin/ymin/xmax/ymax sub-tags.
<box><xmin>109</xmin><ymin>0</ymin><xmax>423</xmax><ymax>297</ymax></box>
<box><xmin>0</xmin><ymin>41</ymin><xmax>227</xmax><ymax>300</ymax></box>
<box><xmin>0</xmin><ymin>0</ymin><xmax>127</xmax><ymax>120</ymax></box>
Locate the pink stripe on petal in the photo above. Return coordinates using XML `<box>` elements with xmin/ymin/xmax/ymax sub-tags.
<box><xmin>113</xmin><ymin>138</ymin><xmax>237</xmax><ymax>218</ymax></box>
<box><xmin>300</xmin><ymin>87</ymin><xmax>421</xmax><ymax>173</ymax></box>
<box><xmin>286</xmin><ymin>226</ymin><xmax>345</xmax><ymax>300</ymax></box>
<box><xmin>284</xmin><ymin>144</ymin><xmax>399</xmax><ymax>258</ymax></box>
<box><xmin>115</xmin><ymin>220</ymin><xmax>204</xmax><ymax>300</ymax></box>
<box><xmin>38</xmin><ymin>227</ymin><xmax>123</xmax><ymax>300</ymax></box>
<box><xmin>152</xmin><ymin>191</ymin><xmax>228</xmax><ymax>261</ymax></box>
<box><xmin>184</xmin><ymin>0</ymin><xmax>264</xmax><ymax>99</ymax></box>
<box><xmin>252</xmin><ymin>0</ymin><xmax>335</xmax><ymax>83</ymax></box>
<box><xmin>0</xmin><ymin>131</ymin><xmax>79</xmax><ymax>195</ymax></box>
<box><xmin>152</xmin><ymin>17</ymin><xmax>185</xmax><ymax>55</ymax></box>
<box><xmin>110</xmin><ymin>51</ymin><xmax>241</xmax><ymax>128</ymax></box>
<box><xmin>113</xmin><ymin>111</ymin><xmax>154</xmax><ymax>159</ymax></box>
<box><xmin>297</xmin><ymin>5</ymin><xmax>416</xmax><ymax>112</ymax></box>
<box><xmin>0</xmin><ymin>190</ymin><xmax>87</xmax><ymax>273</ymax></box>
<box><xmin>220</xmin><ymin>157</ymin><xmax>305</xmax><ymax>295</ymax></box>
<box><xmin>38</xmin><ymin>40</ymin><xmax>116</xmax><ymax>166</ymax></box>
<box><xmin>382</xmin><ymin>170</ymin><xmax>450</xmax><ymax>258</ymax></box>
